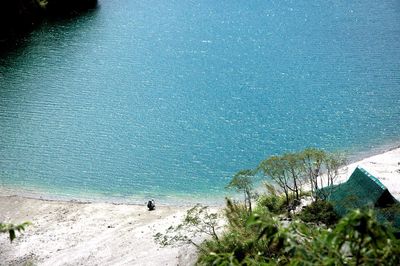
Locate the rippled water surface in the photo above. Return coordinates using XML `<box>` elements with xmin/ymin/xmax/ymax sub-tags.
<box><xmin>1</xmin><ymin>0</ymin><xmax>399</xmax><ymax>203</ymax></box>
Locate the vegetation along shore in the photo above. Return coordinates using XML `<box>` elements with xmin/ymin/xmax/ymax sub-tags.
<box><xmin>1</xmin><ymin>147</ymin><xmax>399</xmax><ymax>265</ymax></box>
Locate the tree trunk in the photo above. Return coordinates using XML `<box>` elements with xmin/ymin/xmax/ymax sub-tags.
<box><xmin>246</xmin><ymin>189</ymin><xmax>252</xmax><ymax>212</ymax></box>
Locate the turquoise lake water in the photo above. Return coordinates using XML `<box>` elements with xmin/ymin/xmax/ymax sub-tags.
<box><xmin>0</xmin><ymin>0</ymin><xmax>399</xmax><ymax>204</ymax></box>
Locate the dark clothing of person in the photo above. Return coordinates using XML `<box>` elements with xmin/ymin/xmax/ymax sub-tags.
<box><xmin>147</xmin><ymin>200</ymin><xmax>155</xmax><ymax>211</ymax></box>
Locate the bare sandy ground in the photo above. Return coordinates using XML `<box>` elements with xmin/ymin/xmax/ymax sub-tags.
<box><xmin>0</xmin><ymin>147</ymin><xmax>399</xmax><ymax>265</ymax></box>
<box><xmin>0</xmin><ymin>198</ymin><xmax>198</xmax><ymax>266</ymax></box>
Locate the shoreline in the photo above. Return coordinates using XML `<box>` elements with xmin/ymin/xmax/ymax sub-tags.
<box><xmin>0</xmin><ymin>186</ymin><xmax>227</xmax><ymax>208</ymax></box>
<box><xmin>1</xmin><ymin>142</ymin><xmax>399</xmax><ymax>207</ymax></box>
<box><xmin>344</xmin><ymin>141</ymin><xmax>400</xmax><ymax>165</ymax></box>
<box><xmin>0</xmin><ymin>146</ymin><xmax>399</xmax><ymax>265</ymax></box>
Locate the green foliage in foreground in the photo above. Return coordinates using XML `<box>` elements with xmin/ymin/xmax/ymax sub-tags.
<box><xmin>0</xmin><ymin>222</ymin><xmax>30</xmax><ymax>242</ymax></box>
<box><xmin>155</xmin><ymin>197</ymin><xmax>400</xmax><ymax>265</ymax></box>
<box><xmin>155</xmin><ymin>148</ymin><xmax>399</xmax><ymax>265</ymax></box>
<box><xmin>197</xmin><ymin>204</ymin><xmax>400</xmax><ymax>265</ymax></box>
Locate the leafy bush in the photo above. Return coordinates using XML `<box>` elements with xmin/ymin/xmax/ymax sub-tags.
<box><xmin>156</xmin><ymin>198</ymin><xmax>400</xmax><ymax>265</ymax></box>
<box><xmin>197</xmin><ymin>200</ymin><xmax>289</xmax><ymax>265</ymax></box>
<box><xmin>256</xmin><ymin>194</ymin><xmax>287</xmax><ymax>215</ymax></box>
<box><xmin>297</xmin><ymin>200</ymin><xmax>338</xmax><ymax>226</ymax></box>
<box><xmin>196</xmin><ymin>208</ymin><xmax>400</xmax><ymax>265</ymax></box>
<box><xmin>291</xmin><ymin>209</ymin><xmax>400</xmax><ymax>265</ymax></box>
<box><xmin>0</xmin><ymin>222</ymin><xmax>30</xmax><ymax>242</ymax></box>
<box><xmin>224</xmin><ymin>199</ymin><xmax>252</xmax><ymax>230</ymax></box>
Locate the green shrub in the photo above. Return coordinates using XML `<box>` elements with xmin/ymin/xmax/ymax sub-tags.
<box><xmin>224</xmin><ymin>199</ymin><xmax>252</xmax><ymax>230</ymax></box>
<box><xmin>298</xmin><ymin>200</ymin><xmax>338</xmax><ymax>226</ymax></box>
<box><xmin>256</xmin><ymin>194</ymin><xmax>287</xmax><ymax>215</ymax></box>
<box><xmin>291</xmin><ymin>209</ymin><xmax>400</xmax><ymax>265</ymax></box>
<box><xmin>197</xmin><ymin>207</ymin><xmax>400</xmax><ymax>265</ymax></box>
<box><xmin>0</xmin><ymin>222</ymin><xmax>30</xmax><ymax>242</ymax></box>
<box><xmin>198</xmin><ymin>202</ymin><xmax>288</xmax><ymax>265</ymax></box>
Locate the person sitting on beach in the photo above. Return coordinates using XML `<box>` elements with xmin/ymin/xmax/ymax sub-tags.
<box><xmin>147</xmin><ymin>199</ymin><xmax>155</xmax><ymax>211</ymax></box>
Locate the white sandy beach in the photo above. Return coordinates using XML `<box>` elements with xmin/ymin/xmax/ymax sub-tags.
<box><xmin>0</xmin><ymin>198</ymin><xmax>199</xmax><ymax>266</ymax></box>
<box><xmin>0</xmin><ymin>147</ymin><xmax>399</xmax><ymax>265</ymax></box>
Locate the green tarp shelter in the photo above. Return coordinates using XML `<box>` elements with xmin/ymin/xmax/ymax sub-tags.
<box><xmin>325</xmin><ymin>167</ymin><xmax>400</xmax><ymax>228</ymax></box>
